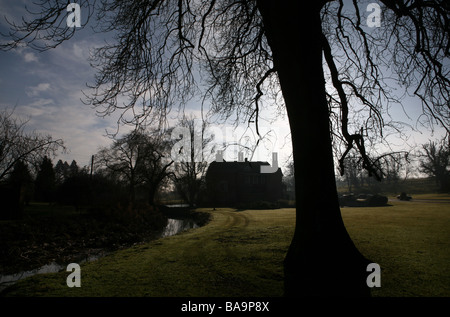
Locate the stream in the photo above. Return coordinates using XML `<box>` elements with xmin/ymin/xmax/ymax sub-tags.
<box><xmin>0</xmin><ymin>217</ymin><xmax>198</xmax><ymax>292</ymax></box>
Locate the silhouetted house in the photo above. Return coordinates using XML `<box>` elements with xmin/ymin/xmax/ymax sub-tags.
<box><xmin>205</xmin><ymin>160</ymin><xmax>283</xmax><ymax>206</ymax></box>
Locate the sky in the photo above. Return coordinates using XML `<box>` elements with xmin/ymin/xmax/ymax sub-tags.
<box><xmin>0</xmin><ymin>0</ymin><xmax>293</xmax><ymax>171</ymax></box>
<box><xmin>0</xmin><ymin>0</ymin><xmax>116</xmax><ymax>168</ymax></box>
<box><xmin>0</xmin><ymin>0</ymin><xmax>446</xmax><ymax>175</ymax></box>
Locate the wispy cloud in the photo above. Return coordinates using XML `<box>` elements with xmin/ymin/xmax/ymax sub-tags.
<box><xmin>26</xmin><ymin>83</ymin><xmax>51</xmax><ymax>97</ymax></box>
<box><xmin>23</xmin><ymin>52</ymin><xmax>38</xmax><ymax>63</ymax></box>
<box><xmin>8</xmin><ymin>45</ymin><xmax>40</xmax><ymax>63</ymax></box>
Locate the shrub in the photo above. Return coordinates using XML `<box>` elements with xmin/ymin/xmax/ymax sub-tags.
<box><xmin>277</xmin><ymin>199</ymin><xmax>296</xmax><ymax>208</ymax></box>
<box><xmin>367</xmin><ymin>194</ymin><xmax>388</xmax><ymax>206</ymax></box>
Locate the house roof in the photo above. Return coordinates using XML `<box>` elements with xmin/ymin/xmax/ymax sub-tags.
<box><xmin>206</xmin><ymin>160</ymin><xmax>282</xmax><ymax>175</ymax></box>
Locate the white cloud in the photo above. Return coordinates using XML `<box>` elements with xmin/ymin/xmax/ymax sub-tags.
<box><xmin>10</xmin><ymin>44</ymin><xmax>39</xmax><ymax>63</ymax></box>
<box><xmin>17</xmin><ymin>99</ymin><xmax>54</xmax><ymax>117</ymax></box>
<box><xmin>23</xmin><ymin>52</ymin><xmax>38</xmax><ymax>63</ymax></box>
<box><xmin>26</xmin><ymin>83</ymin><xmax>51</xmax><ymax>97</ymax></box>
<box><xmin>15</xmin><ymin>96</ymin><xmax>113</xmax><ymax>166</ymax></box>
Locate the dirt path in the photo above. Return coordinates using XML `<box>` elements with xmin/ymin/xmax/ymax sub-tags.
<box><xmin>216</xmin><ymin>209</ymin><xmax>251</xmax><ymax>229</ymax></box>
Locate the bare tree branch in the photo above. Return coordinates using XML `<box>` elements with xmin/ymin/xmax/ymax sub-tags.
<box><xmin>0</xmin><ymin>108</ymin><xmax>65</xmax><ymax>181</ymax></box>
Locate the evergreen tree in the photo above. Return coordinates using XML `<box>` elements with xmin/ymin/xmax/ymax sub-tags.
<box><xmin>69</xmin><ymin>160</ymin><xmax>79</xmax><ymax>177</ymax></box>
<box><xmin>35</xmin><ymin>156</ymin><xmax>56</xmax><ymax>202</ymax></box>
<box><xmin>4</xmin><ymin>160</ymin><xmax>33</xmax><ymax>218</ymax></box>
<box><xmin>54</xmin><ymin>159</ymin><xmax>70</xmax><ymax>185</ymax></box>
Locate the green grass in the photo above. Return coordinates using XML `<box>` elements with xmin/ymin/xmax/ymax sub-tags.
<box><xmin>1</xmin><ymin>208</ymin><xmax>294</xmax><ymax>297</ymax></box>
<box><xmin>342</xmin><ymin>200</ymin><xmax>450</xmax><ymax>297</ymax></box>
<box><xmin>409</xmin><ymin>193</ymin><xmax>450</xmax><ymax>200</ymax></box>
<box><xmin>2</xmin><ymin>200</ymin><xmax>449</xmax><ymax>297</ymax></box>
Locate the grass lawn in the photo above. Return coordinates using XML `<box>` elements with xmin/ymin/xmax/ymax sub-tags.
<box><xmin>1</xmin><ymin>198</ymin><xmax>449</xmax><ymax>297</ymax></box>
<box><xmin>342</xmin><ymin>197</ymin><xmax>450</xmax><ymax>297</ymax></box>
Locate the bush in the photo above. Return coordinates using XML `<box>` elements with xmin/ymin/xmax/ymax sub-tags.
<box><xmin>397</xmin><ymin>192</ymin><xmax>412</xmax><ymax>201</ymax></box>
<box><xmin>339</xmin><ymin>194</ymin><xmax>356</xmax><ymax>207</ymax></box>
<box><xmin>88</xmin><ymin>202</ymin><xmax>166</xmax><ymax>228</ymax></box>
<box><xmin>277</xmin><ymin>199</ymin><xmax>296</xmax><ymax>207</ymax></box>
<box><xmin>57</xmin><ymin>174</ymin><xmax>126</xmax><ymax>210</ymax></box>
<box><xmin>0</xmin><ymin>185</ymin><xmax>21</xmax><ymax>219</ymax></box>
<box><xmin>367</xmin><ymin>194</ymin><xmax>388</xmax><ymax>206</ymax></box>
<box><xmin>339</xmin><ymin>193</ymin><xmax>388</xmax><ymax>207</ymax></box>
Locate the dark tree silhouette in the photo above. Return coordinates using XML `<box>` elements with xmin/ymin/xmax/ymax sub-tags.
<box><xmin>172</xmin><ymin>114</ymin><xmax>214</xmax><ymax>207</ymax></box>
<box><xmin>283</xmin><ymin>160</ymin><xmax>295</xmax><ymax>196</ymax></box>
<box><xmin>0</xmin><ymin>108</ymin><xmax>65</xmax><ymax>182</ymax></box>
<box><xmin>54</xmin><ymin>159</ymin><xmax>70</xmax><ymax>185</ymax></box>
<box><xmin>69</xmin><ymin>160</ymin><xmax>80</xmax><ymax>177</ymax></box>
<box><xmin>135</xmin><ymin>130</ymin><xmax>175</xmax><ymax>205</ymax></box>
<box><xmin>96</xmin><ymin>129</ymin><xmax>174</xmax><ymax>205</ymax></box>
<box><xmin>1</xmin><ymin>0</ymin><xmax>448</xmax><ymax>296</ymax></box>
<box><xmin>419</xmin><ymin>139</ymin><xmax>450</xmax><ymax>192</ymax></box>
<box><xmin>2</xmin><ymin>160</ymin><xmax>33</xmax><ymax>218</ymax></box>
<box><xmin>35</xmin><ymin>156</ymin><xmax>56</xmax><ymax>202</ymax></box>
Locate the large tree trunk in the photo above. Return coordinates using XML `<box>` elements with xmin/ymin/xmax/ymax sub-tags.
<box><xmin>257</xmin><ymin>1</ymin><xmax>371</xmax><ymax>297</ymax></box>
<box><xmin>148</xmin><ymin>184</ymin><xmax>157</xmax><ymax>205</ymax></box>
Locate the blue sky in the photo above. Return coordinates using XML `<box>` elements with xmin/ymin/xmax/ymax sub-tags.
<box><xmin>0</xmin><ymin>0</ymin><xmax>117</xmax><ymax>167</ymax></box>
<box><xmin>0</xmin><ymin>0</ymin><xmax>293</xmax><ymax>170</ymax></box>
<box><xmin>0</xmin><ymin>0</ymin><xmax>446</xmax><ymax>174</ymax></box>
<box><xmin>0</xmin><ymin>33</ymin><xmax>292</xmax><ymax>169</ymax></box>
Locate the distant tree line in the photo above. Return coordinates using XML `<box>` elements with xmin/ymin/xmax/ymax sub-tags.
<box><xmin>0</xmin><ymin>108</ymin><xmax>64</xmax><ymax>219</ymax></box>
<box><xmin>331</xmin><ymin>137</ymin><xmax>450</xmax><ymax>194</ymax></box>
<box><xmin>93</xmin><ymin>116</ymin><xmax>214</xmax><ymax>209</ymax></box>
<box><xmin>3</xmin><ymin>103</ymin><xmax>449</xmax><ymax>221</ymax></box>
<box><xmin>0</xmin><ymin>111</ymin><xmax>214</xmax><ymax>219</ymax></box>
<box><xmin>281</xmin><ymin>136</ymin><xmax>450</xmax><ymax>197</ymax></box>
<box><xmin>419</xmin><ymin>139</ymin><xmax>450</xmax><ymax>192</ymax></box>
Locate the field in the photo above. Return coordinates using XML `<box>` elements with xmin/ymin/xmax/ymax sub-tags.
<box><xmin>342</xmin><ymin>194</ymin><xmax>450</xmax><ymax>297</ymax></box>
<box><xmin>1</xmin><ymin>195</ymin><xmax>449</xmax><ymax>297</ymax></box>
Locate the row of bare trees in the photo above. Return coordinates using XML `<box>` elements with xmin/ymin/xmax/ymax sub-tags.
<box><xmin>94</xmin><ymin>115</ymin><xmax>213</xmax><ymax>207</ymax></box>
<box><xmin>0</xmin><ymin>108</ymin><xmax>64</xmax><ymax>183</ymax></box>
<box><xmin>95</xmin><ymin>129</ymin><xmax>175</xmax><ymax>206</ymax></box>
<box><xmin>0</xmin><ymin>108</ymin><xmax>64</xmax><ymax>219</ymax></box>
<box><xmin>0</xmin><ymin>108</ymin><xmax>213</xmax><ymax>218</ymax></box>
<box><xmin>336</xmin><ymin>138</ymin><xmax>450</xmax><ymax>193</ymax></box>
<box><xmin>419</xmin><ymin>139</ymin><xmax>450</xmax><ymax>192</ymax></box>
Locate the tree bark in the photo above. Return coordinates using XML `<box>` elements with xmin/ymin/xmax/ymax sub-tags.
<box><xmin>148</xmin><ymin>184</ymin><xmax>157</xmax><ymax>205</ymax></box>
<box><xmin>256</xmin><ymin>1</ymin><xmax>371</xmax><ymax>297</ymax></box>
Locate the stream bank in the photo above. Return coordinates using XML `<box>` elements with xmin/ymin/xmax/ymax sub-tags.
<box><xmin>0</xmin><ymin>216</ymin><xmax>205</xmax><ymax>292</ymax></box>
<box><xmin>0</xmin><ymin>204</ymin><xmax>210</xmax><ymax>278</ymax></box>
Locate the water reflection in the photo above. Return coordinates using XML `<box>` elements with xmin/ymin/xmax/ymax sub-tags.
<box><xmin>0</xmin><ymin>262</ymin><xmax>63</xmax><ymax>291</ymax></box>
<box><xmin>160</xmin><ymin>218</ymin><xmax>198</xmax><ymax>238</ymax></box>
<box><xmin>0</xmin><ymin>252</ymin><xmax>106</xmax><ymax>292</ymax></box>
<box><xmin>0</xmin><ymin>218</ymin><xmax>197</xmax><ymax>292</ymax></box>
